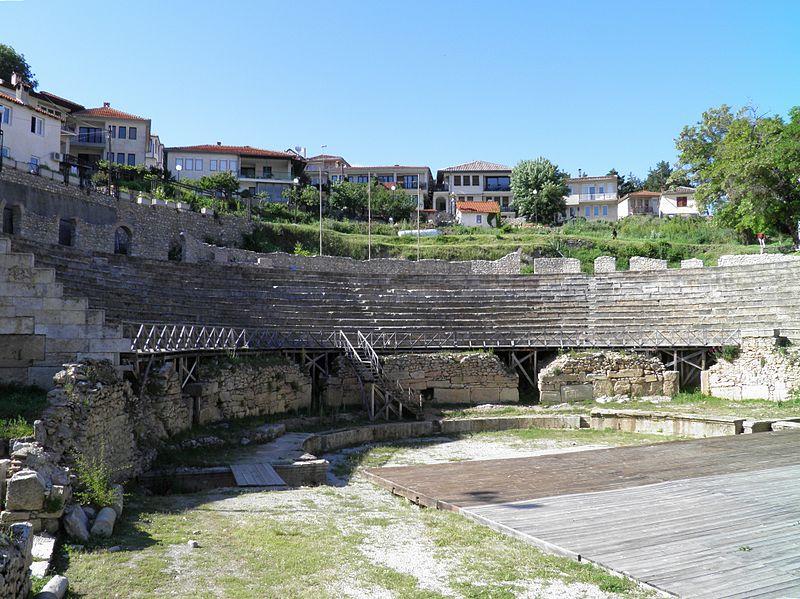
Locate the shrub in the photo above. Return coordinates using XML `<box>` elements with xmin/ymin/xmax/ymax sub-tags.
<box><xmin>72</xmin><ymin>454</ymin><xmax>116</xmax><ymax>507</ymax></box>
<box><xmin>0</xmin><ymin>416</ymin><xmax>33</xmax><ymax>440</ymax></box>
<box><xmin>717</xmin><ymin>345</ymin><xmax>741</xmax><ymax>362</ymax></box>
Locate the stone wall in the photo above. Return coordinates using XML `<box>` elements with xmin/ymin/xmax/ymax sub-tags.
<box><xmin>538</xmin><ymin>351</ymin><xmax>679</xmax><ymax>404</ymax></box>
<box><xmin>185</xmin><ymin>356</ymin><xmax>312</xmax><ymax>424</ymax></box>
<box><xmin>680</xmin><ymin>258</ymin><xmax>704</xmax><ymax>269</ymax></box>
<box><xmin>0</xmin><ymin>523</ymin><xmax>33</xmax><ymax>599</ymax></box>
<box><xmin>717</xmin><ymin>254</ymin><xmax>800</xmax><ymax>267</ymax></box>
<box><xmin>256</xmin><ymin>249</ymin><xmax>522</xmax><ymax>275</ymax></box>
<box><xmin>594</xmin><ymin>256</ymin><xmax>617</xmax><ymax>273</ymax></box>
<box><xmin>702</xmin><ymin>330</ymin><xmax>800</xmax><ymax>401</ymax></box>
<box><xmin>40</xmin><ymin>355</ymin><xmax>312</xmax><ymax>480</ymax></box>
<box><xmin>324</xmin><ymin>352</ymin><xmax>519</xmax><ymax>407</ymax></box>
<box><xmin>532</xmin><ymin>257</ymin><xmax>581</xmax><ymax>274</ymax></box>
<box><xmin>0</xmin><ymin>169</ymin><xmax>253</xmax><ymax>261</ymax></box>
<box><xmin>629</xmin><ymin>256</ymin><xmax>668</xmax><ymax>271</ymax></box>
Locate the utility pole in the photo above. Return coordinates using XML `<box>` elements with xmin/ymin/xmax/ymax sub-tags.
<box><xmin>367</xmin><ymin>171</ymin><xmax>372</xmax><ymax>260</ymax></box>
<box><xmin>417</xmin><ymin>171</ymin><xmax>421</xmax><ymax>261</ymax></box>
<box><xmin>107</xmin><ymin>125</ymin><xmax>113</xmax><ymax>197</ymax></box>
<box><xmin>319</xmin><ymin>145</ymin><xmax>326</xmax><ymax>256</ymax></box>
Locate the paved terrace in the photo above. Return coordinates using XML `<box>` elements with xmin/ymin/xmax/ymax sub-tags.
<box><xmin>364</xmin><ymin>432</ymin><xmax>800</xmax><ymax>598</ymax></box>
<box><xmin>12</xmin><ymin>239</ymin><xmax>800</xmax><ymax>355</ymax></box>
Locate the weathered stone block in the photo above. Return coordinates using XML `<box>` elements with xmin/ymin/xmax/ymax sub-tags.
<box><xmin>561</xmin><ymin>384</ymin><xmax>594</xmax><ymax>403</ymax></box>
<box><xmin>5</xmin><ymin>469</ymin><xmax>46</xmax><ymax>511</ymax></box>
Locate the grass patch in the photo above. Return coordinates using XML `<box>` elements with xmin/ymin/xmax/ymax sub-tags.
<box><xmin>478</xmin><ymin>427</ymin><xmax>686</xmax><ymax>446</ymax></box>
<box><xmin>0</xmin><ymin>383</ymin><xmax>47</xmax><ymax>440</ymax></box>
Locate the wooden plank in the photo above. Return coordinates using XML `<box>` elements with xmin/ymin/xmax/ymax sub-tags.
<box><xmin>230</xmin><ymin>463</ymin><xmax>286</xmax><ymax>487</ymax></box>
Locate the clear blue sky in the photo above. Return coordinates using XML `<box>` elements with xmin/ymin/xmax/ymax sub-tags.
<box><xmin>4</xmin><ymin>0</ymin><xmax>800</xmax><ymax>177</ymax></box>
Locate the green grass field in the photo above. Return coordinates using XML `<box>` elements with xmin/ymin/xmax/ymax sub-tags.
<box><xmin>241</xmin><ymin>215</ymin><xmax>794</xmax><ymax>271</ymax></box>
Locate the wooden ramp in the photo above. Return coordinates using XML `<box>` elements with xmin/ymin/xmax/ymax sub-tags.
<box><xmin>230</xmin><ymin>463</ymin><xmax>286</xmax><ymax>488</ymax></box>
<box><xmin>365</xmin><ymin>432</ymin><xmax>800</xmax><ymax>598</ymax></box>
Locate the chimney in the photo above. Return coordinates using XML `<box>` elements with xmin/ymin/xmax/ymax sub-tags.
<box><xmin>216</xmin><ymin>141</ymin><xmax>222</xmax><ymax>146</ymax></box>
<box><xmin>103</xmin><ymin>101</ymin><xmax>111</xmax><ymax>108</ymax></box>
<box><xmin>11</xmin><ymin>72</ymin><xmax>29</xmax><ymax>104</ymax></box>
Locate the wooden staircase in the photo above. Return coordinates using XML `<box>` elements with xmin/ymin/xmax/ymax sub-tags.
<box><xmin>335</xmin><ymin>330</ymin><xmax>422</xmax><ymax>421</ymax></box>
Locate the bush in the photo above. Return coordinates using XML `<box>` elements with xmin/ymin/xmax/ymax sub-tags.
<box><xmin>72</xmin><ymin>454</ymin><xmax>116</xmax><ymax>507</ymax></box>
<box><xmin>0</xmin><ymin>384</ymin><xmax>47</xmax><ymax>440</ymax></box>
<box><xmin>717</xmin><ymin>345</ymin><xmax>741</xmax><ymax>362</ymax></box>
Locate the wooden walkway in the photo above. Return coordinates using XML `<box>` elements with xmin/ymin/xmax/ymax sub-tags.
<box><xmin>230</xmin><ymin>463</ymin><xmax>286</xmax><ymax>488</ymax></box>
<box><xmin>364</xmin><ymin>432</ymin><xmax>800</xmax><ymax>598</ymax></box>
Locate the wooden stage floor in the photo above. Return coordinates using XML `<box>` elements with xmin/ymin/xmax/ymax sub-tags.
<box><xmin>364</xmin><ymin>432</ymin><xmax>800</xmax><ymax>598</ymax></box>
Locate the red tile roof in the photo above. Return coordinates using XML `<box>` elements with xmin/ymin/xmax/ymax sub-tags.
<box><xmin>625</xmin><ymin>190</ymin><xmax>661</xmax><ymax>197</ymax></box>
<box><xmin>442</xmin><ymin>160</ymin><xmax>510</xmax><ymax>172</ymax></box>
<box><xmin>0</xmin><ymin>90</ymin><xmax>56</xmax><ymax>118</ymax></box>
<box><xmin>167</xmin><ymin>144</ymin><xmax>304</xmax><ymax>160</ymax></box>
<box><xmin>456</xmin><ymin>200</ymin><xmax>501</xmax><ymax>213</ymax></box>
<box><xmin>35</xmin><ymin>90</ymin><xmax>85</xmax><ymax>112</ymax></box>
<box><xmin>74</xmin><ymin>105</ymin><xmax>147</xmax><ymax>121</ymax></box>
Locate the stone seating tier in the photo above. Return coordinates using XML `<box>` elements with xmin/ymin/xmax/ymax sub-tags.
<box><xmin>9</xmin><ymin>239</ymin><xmax>800</xmax><ymax>351</ymax></box>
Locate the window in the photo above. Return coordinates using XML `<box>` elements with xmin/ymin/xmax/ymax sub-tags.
<box><xmin>128</xmin><ymin>127</ymin><xmax>137</xmax><ymax>140</ymax></box>
<box><xmin>593</xmin><ymin>206</ymin><xmax>599</xmax><ymax>217</ymax></box>
<box><xmin>485</xmin><ymin>176</ymin><xmax>510</xmax><ymax>191</ymax></box>
<box><xmin>175</xmin><ymin>158</ymin><xmax>184</xmax><ymax>169</ymax></box>
<box><xmin>403</xmin><ymin>174</ymin><xmax>418</xmax><ymax>189</ymax></box>
<box><xmin>219</xmin><ymin>159</ymin><xmax>228</xmax><ymax>171</ymax></box>
<box><xmin>588</xmin><ymin>186</ymin><xmax>596</xmax><ymax>198</ymax></box>
<box><xmin>598</xmin><ymin>186</ymin><xmax>605</xmax><ymax>194</ymax></box>
<box><xmin>109</xmin><ymin>126</ymin><xmax>116</xmax><ymax>138</ymax></box>
<box><xmin>476</xmin><ymin>215</ymin><xmax>482</xmax><ymax>223</ymax></box>
<box><xmin>210</xmin><ymin>160</ymin><xmax>218</xmax><ymax>171</ymax></box>
<box><xmin>114</xmin><ymin>226</ymin><xmax>131</xmax><ymax>255</ymax></box>
<box><xmin>501</xmin><ymin>197</ymin><xmax>510</xmax><ymax>208</ymax></box>
<box><xmin>467</xmin><ymin>196</ymin><xmax>474</xmax><ymax>201</ymax></box>
<box><xmin>229</xmin><ymin>160</ymin><xmax>237</xmax><ymax>172</ymax></box>
<box><xmin>377</xmin><ymin>174</ymin><xmax>394</xmax><ymax>183</ymax></box>
<box><xmin>127</xmin><ymin>153</ymin><xmax>135</xmax><ymax>166</ymax></box>
<box><xmin>58</xmin><ymin>219</ymin><xmax>74</xmax><ymax>246</ymax></box>
<box><xmin>472</xmin><ymin>175</ymin><xmax>479</xmax><ymax>186</ymax></box>
<box><xmin>185</xmin><ymin>158</ymin><xmax>194</xmax><ymax>171</ymax></box>
<box><xmin>677</xmin><ymin>196</ymin><xmax>688</xmax><ymax>207</ymax></box>
<box><xmin>355</xmin><ymin>175</ymin><xmax>369</xmax><ymax>183</ymax></box>
<box><xmin>78</xmin><ymin>127</ymin><xmax>102</xmax><ymax>143</ymax></box>
<box><xmin>116</xmin><ymin>153</ymin><xmax>125</xmax><ymax>164</ymax></box>
<box><xmin>262</xmin><ymin>166</ymin><xmax>273</xmax><ymax>178</ymax></box>
<box><xmin>3</xmin><ymin>206</ymin><xmax>14</xmax><ymax>234</ymax></box>
<box><xmin>567</xmin><ymin>186</ymin><xmax>573</xmax><ymax>195</ymax></box>
<box><xmin>30</xmin><ymin>116</ymin><xmax>44</xmax><ymax>136</ymax></box>
<box><xmin>569</xmin><ymin>207</ymin><xmax>576</xmax><ymax>217</ymax></box>
<box><xmin>0</xmin><ymin>104</ymin><xmax>10</xmax><ymax>124</ymax></box>
<box><xmin>106</xmin><ymin>152</ymin><xmax>113</xmax><ymax>162</ymax></box>
<box><xmin>195</xmin><ymin>159</ymin><xmax>203</xmax><ymax>171</ymax></box>
<box><xmin>454</xmin><ymin>175</ymin><xmax>461</xmax><ymax>186</ymax></box>
<box><xmin>30</xmin><ymin>156</ymin><xmax>40</xmax><ymax>172</ymax></box>
<box><xmin>602</xmin><ymin>205</ymin><xmax>608</xmax><ymax>217</ymax></box>
<box><xmin>118</xmin><ymin>126</ymin><xmax>127</xmax><ymax>139</ymax></box>
<box><xmin>0</xmin><ymin>146</ymin><xmax>8</xmax><ymax>158</ymax></box>
<box><xmin>584</xmin><ymin>206</ymin><xmax>590</xmax><ymax>217</ymax></box>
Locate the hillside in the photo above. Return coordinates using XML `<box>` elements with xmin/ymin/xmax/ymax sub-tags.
<box><xmin>240</xmin><ymin>213</ymin><xmax>795</xmax><ymax>272</ymax></box>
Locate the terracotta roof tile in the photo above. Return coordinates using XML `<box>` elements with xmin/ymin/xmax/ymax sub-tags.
<box><xmin>441</xmin><ymin>160</ymin><xmax>511</xmax><ymax>172</ymax></box>
<box><xmin>0</xmin><ymin>90</ymin><xmax>56</xmax><ymax>118</ymax></box>
<box><xmin>167</xmin><ymin>144</ymin><xmax>303</xmax><ymax>160</ymax></box>
<box><xmin>456</xmin><ymin>200</ymin><xmax>501</xmax><ymax>213</ymax></box>
<box><xmin>74</xmin><ymin>105</ymin><xmax>148</xmax><ymax>121</ymax></box>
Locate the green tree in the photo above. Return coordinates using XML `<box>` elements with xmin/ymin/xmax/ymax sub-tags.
<box><xmin>0</xmin><ymin>44</ymin><xmax>37</xmax><ymax>89</ymax></box>
<box><xmin>198</xmin><ymin>171</ymin><xmax>240</xmax><ymax>210</ymax></box>
<box><xmin>282</xmin><ymin>184</ymin><xmax>319</xmax><ymax>214</ymax></box>
<box><xmin>675</xmin><ymin>104</ymin><xmax>800</xmax><ymax>244</ymax></box>
<box><xmin>510</xmin><ymin>158</ymin><xmax>568</xmax><ymax>223</ymax></box>
<box><xmin>372</xmin><ymin>184</ymin><xmax>417</xmax><ymax>222</ymax></box>
<box><xmin>643</xmin><ymin>160</ymin><xmax>671</xmax><ymax>191</ymax></box>
<box><xmin>329</xmin><ymin>181</ymin><xmax>367</xmax><ymax>218</ymax></box>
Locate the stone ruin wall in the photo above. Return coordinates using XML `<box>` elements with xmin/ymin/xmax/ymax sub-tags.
<box><xmin>324</xmin><ymin>352</ymin><xmax>519</xmax><ymax>407</ymax></box>
<box><xmin>702</xmin><ymin>331</ymin><xmax>800</xmax><ymax>401</ymax></box>
<box><xmin>39</xmin><ymin>356</ymin><xmax>312</xmax><ymax>480</ymax></box>
<box><xmin>538</xmin><ymin>351</ymin><xmax>679</xmax><ymax>404</ymax></box>
<box><xmin>0</xmin><ymin>523</ymin><xmax>33</xmax><ymax>599</ymax></box>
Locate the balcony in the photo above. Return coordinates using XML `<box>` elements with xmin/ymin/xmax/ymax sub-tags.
<box><xmin>484</xmin><ymin>183</ymin><xmax>511</xmax><ymax>192</ymax></box>
<box><xmin>571</xmin><ymin>192</ymin><xmax>618</xmax><ymax>202</ymax></box>
<box><xmin>72</xmin><ymin>132</ymin><xmax>106</xmax><ymax>146</ymax></box>
<box><xmin>239</xmin><ymin>170</ymin><xmax>294</xmax><ymax>182</ymax></box>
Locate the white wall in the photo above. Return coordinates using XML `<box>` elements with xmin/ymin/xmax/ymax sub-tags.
<box><xmin>168</xmin><ymin>151</ymin><xmax>238</xmax><ymax>181</ymax></box>
<box><xmin>0</xmin><ymin>100</ymin><xmax>61</xmax><ymax>171</ymax></box>
<box><xmin>104</xmin><ymin>119</ymin><xmax>149</xmax><ymax>166</ymax></box>
<box><xmin>457</xmin><ymin>210</ymin><xmax>492</xmax><ymax>227</ymax></box>
<box><xmin>660</xmin><ymin>192</ymin><xmax>700</xmax><ymax>216</ymax></box>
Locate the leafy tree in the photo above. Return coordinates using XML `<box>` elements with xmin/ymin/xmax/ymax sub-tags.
<box><xmin>372</xmin><ymin>184</ymin><xmax>417</xmax><ymax>222</ymax></box>
<box><xmin>329</xmin><ymin>181</ymin><xmax>367</xmax><ymax>218</ymax></box>
<box><xmin>197</xmin><ymin>171</ymin><xmax>240</xmax><ymax>210</ymax></box>
<box><xmin>510</xmin><ymin>158</ymin><xmax>568</xmax><ymax>223</ymax></box>
<box><xmin>0</xmin><ymin>44</ymin><xmax>37</xmax><ymax>89</ymax></box>
<box><xmin>282</xmin><ymin>184</ymin><xmax>319</xmax><ymax>213</ymax></box>
<box><xmin>643</xmin><ymin>161</ymin><xmax>671</xmax><ymax>191</ymax></box>
<box><xmin>675</xmin><ymin>104</ymin><xmax>800</xmax><ymax>244</ymax></box>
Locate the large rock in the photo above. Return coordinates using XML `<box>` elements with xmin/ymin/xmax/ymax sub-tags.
<box><xmin>90</xmin><ymin>507</ymin><xmax>117</xmax><ymax>538</ymax></box>
<box><xmin>63</xmin><ymin>505</ymin><xmax>89</xmax><ymax>543</ymax></box>
<box><xmin>110</xmin><ymin>485</ymin><xmax>124</xmax><ymax>518</ymax></box>
<box><xmin>34</xmin><ymin>574</ymin><xmax>68</xmax><ymax>599</ymax></box>
<box><xmin>5</xmin><ymin>469</ymin><xmax>46</xmax><ymax>511</ymax></box>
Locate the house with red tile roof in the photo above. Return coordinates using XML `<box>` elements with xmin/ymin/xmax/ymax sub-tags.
<box><xmin>564</xmin><ymin>173</ymin><xmax>620</xmax><ymax>221</ymax></box>
<box><xmin>339</xmin><ymin>164</ymin><xmax>434</xmax><ymax>210</ymax></box>
<box><xmin>0</xmin><ymin>74</ymin><xmax>62</xmax><ymax>172</ymax></box>
<box><xmin>455</xmin><ymin>200</ymin><xmax>500</xmax><ymax>227</ymax></box>
<box><xmin>164</xmin><ymin>142</ymin><xmax>307</xmax><ymax>202</ymax></box>
<box><xmin>434</xmin><ymin>160</ymin><xmax>514</xmax><ymax>217</ymax></box>
<box><xmin>67</xmin><ymin>102</ymin><xmax>154</xmax><ymax>168</ymax></box>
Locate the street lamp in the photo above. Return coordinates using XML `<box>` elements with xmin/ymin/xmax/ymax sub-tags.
<box><xmin>292</xmin><ymin>177</ymin><xmax>300</xmax><ymax>222</ymax></box>
<box><xmin>416</xmin><ymin>172</ymin><xmax>422</xmax><ymax>261</ymax></box>
<box><xmin>367</xmin><ymin>171</ymin><xmax>372</xmax><ymax>260</ymax></box>
<box><xmin>0</xmin><ymin>121</ymin><xmax>4</xmax><ymax>173</ymax></box>
<box><xmin>319</xmin><ymin>145</ymin><xmax>326</xmax><ymax>255</ymax></box>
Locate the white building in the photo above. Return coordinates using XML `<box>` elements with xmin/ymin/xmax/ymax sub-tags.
<box><xmin>455</xmin><ymin>200</ymin><xmax>500</xmax><ymax>227</ymax></box>
<box><xmin>564</xmin><ymin>174</ymin><xmax>618</xmax><ymax>221</ymax></box>
<box><xmin>165</xmin><ymin>143</ymin><xmax>306</xmax><ymax>202</ymax></box>
<box><xmin>305</xmin><ymin>154</ymin><xmax>350</xmax><ymax>187</ymax></box>
<box><xmin>0</xmin><ymin>76</ymin><xmax>62</xmax><ymax>172</ymax></box>
<box><xmin>69</xmin><ymin>103</ymin><xmax>153</xmax><ymax>168</ymax></box>
<box><xmin>435</xmin><ymin>161</ymin><xmax>514</xmax><ymax>216</ymax></box>
<box><xmin>338</xmin><ymin>164</ymin><xmax>434</xmax><ymax>210</ymax></box>
<box><xmin>659</xmin><ymin>186</ymin><xmax>700</xmax><ymax>217</ymax></box>
<box><xmin>617</xmin><ymin>190</ymin><xmax>661</xmax><ymax>218</ymax></box>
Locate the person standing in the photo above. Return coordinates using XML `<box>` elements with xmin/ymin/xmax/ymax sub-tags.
<box><xmin>756</xmin><ymin>232</ymin><xmax>766</xmax><ymax>254</ymax></box>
